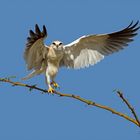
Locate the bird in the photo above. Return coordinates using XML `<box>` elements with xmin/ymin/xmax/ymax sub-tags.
<box><xmin>23</xmin><ymin>21</ymin><xmax>140</xmax><ymax>93</ymax></box>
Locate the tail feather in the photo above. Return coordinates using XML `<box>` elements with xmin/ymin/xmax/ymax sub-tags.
<box><xmin>22</xmin><ymin>69</ymin><xmax>44</xmax><ymax>80</ymax></box>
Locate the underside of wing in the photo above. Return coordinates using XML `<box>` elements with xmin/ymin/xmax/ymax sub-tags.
<box><xmin>24</xmin><ymin>24</ymin><xmax>48</xmax><ymax>70</ymax></box>
<box><xmin>61</xmin><ymin>21</ymin><xmax>140</xmax><ymax>69</ymax></box>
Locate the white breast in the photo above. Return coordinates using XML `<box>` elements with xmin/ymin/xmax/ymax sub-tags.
<box><xmin>46</xmin><ymin>47</ymin><xmax>63</xmax><ymax>78</ymax></box>
<box><xmin>47</xmin><ymin>62</ymin><xmax>59</xmax><ymax>77</ymax></box>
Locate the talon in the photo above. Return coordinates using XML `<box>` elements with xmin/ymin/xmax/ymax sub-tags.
<box><xmin>54</xmin><ymin>83</ymin><xmax>59</xmax><ymax>88</ymax></box>
<box><xmin>48</xmin><ymin>87</ymin><xmax>55</xmax><ymax>93</ymax></box>
<box><xmin>51</xmin><ymin>81</ymin><xmax>60</xmax><ymax>89</ymax></box>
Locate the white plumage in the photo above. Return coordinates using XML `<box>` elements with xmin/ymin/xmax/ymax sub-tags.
<box><xmin>23</xmin><ymin>21</ymin><xmax>140</xmax><ymax>93</ymax></box>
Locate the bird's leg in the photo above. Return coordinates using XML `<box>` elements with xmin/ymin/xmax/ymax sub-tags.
<box><xmin>45</xmin><ymin>73</ymin><xmax>55</xmax><ymax>94</ymax></box>
<box><xmin>51</xmin><ymin>81</ymin><xmax>60</xmax><ymax>89</ymax></box>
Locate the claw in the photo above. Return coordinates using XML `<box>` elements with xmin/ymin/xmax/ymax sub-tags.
<box><xmin>51</xmin><ymin>81</ymin><xmax>60</xmax><ymax>89</ymax></box>
<box><xmin>48</xmin><ymin>87</ymin><xmax>55</xmax><ymax>94</ymax></box>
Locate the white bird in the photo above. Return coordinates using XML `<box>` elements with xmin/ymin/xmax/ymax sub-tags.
<box><xmin>23</xmin><ymin>21</ymin><xmax>140</xmax><ymax>93</ymax></box>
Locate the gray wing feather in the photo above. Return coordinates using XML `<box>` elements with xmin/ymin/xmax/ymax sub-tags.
<box><xmin>61</xmin><ymin>21</ymin><xmax>139</xmax><ymax>69</ymax></box>
<box><xmin>24</xmin><ymin>24</ymin><xmax>48</xmax><ymax>71</ymax></box>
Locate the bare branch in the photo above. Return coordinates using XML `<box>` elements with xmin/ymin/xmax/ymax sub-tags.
<box><xmin>0</xmin><ymin>77</ymin><xmax>140</xmax><ymax>127</ymax></box>
<box><xmin>117</xmin><ymin>91</ymin><xmax>140</xmax><ymax>126</ymax></box>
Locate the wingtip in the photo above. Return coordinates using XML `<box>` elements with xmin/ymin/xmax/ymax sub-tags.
<box><xmin>35</xmin><ymin>24</ymin><xmax>39</xmax><ymax>30</ymax></box>
<box><xmin>29</xmin><ymin>30</ymin><xmax>35</xmax><ymax>37</ymax></box>
<box><xmin>35</xmin><ymin>24</ymin><xmax>41</xmax><ymax>35</ymax></box>
<box><xmin>43</xmin><ymin>25</ymin><xmax>47</xmax><ymax>36</ymax></box>
<box><xmin>127</xmin><ymin>20</ymin><xmax>133</xmax><ymax>28</ymax></box>
<box><xmin>128</xmin><ymin>20</ymin><xmax>139</xmax><ymax>29</ymax></box>
<box><xmin>26</xmin><ymin>24</ymin><xmax>47</xmax><ymax>48</ymax></box>
<box><xmin>35</xmin><ymin>24</ymin><xmax>38</xmax><ymax>28</ymax></box>
<box><xmin>136</xmin><ymin>20</ymin><xmax>139</xmax><ymax>24</ymax></box>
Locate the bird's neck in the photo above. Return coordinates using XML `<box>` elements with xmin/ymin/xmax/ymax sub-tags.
<box><xmin>47</xmin><ymin>47</ymin><xmax>63</xmax><ymax>66</ymax></box>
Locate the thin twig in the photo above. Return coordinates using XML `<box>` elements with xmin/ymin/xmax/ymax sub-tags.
<box><xmin>117</xmin><ymin>91</ymin><xmax>140</xmax><ymax>126</ymax></box>
<box><xmin>0</xmin><ymin>77</ymin><xmax>140</xmax><ymax>127</ymax></box>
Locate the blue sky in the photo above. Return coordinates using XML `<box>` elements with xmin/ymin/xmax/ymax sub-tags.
<box><xmin>0</xmin><ymin>0</ymin><xmax>140</xmax><ymax>139</ymax></box>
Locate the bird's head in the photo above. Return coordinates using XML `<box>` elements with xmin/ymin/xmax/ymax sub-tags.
<box><xmin>51</xmin><ymin>40</ymin><xmax>64</xmax><ymax>51</ymax></box>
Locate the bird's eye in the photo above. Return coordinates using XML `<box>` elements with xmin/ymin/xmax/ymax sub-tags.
<box><xmin>52</xmin><ymin>42</ymin><xmax>56</xmax><ymax>45</ymax></box>
<box><xmin>59</xmin><ymin>42</ymin><xmax>62</xmax><ymax>45</ymax></box>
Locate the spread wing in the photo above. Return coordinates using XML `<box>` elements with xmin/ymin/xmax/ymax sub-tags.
<box><xmin>61</xmin><ymin>21</ymin><xmax>140</xmax><ymax>69</ymax></box>
<box><xmin>24</xmin><ymin>24</ymin><xmax>48</xmax><ymax>70</ymax></box>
